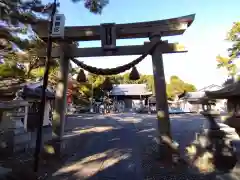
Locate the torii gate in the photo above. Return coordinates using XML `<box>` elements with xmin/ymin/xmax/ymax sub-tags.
<box><xmin>35</xmin><ymin>14</ymin><xmax>195</xmax><ymax>159</ymax></box>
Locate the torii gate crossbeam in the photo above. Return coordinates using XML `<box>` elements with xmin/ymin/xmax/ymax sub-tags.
<box><xmin>33</xmin><ymin>14</ymin><xmax>194</xmax><ymax>41</ymax></box>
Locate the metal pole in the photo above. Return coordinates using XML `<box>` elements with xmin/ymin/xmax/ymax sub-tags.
<box><xmin>33</xmin><ymin>0</ymin><xmax>57</xmax><ymax>172</ymax></box>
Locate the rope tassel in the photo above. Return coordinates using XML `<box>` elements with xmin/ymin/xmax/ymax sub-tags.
<box><xmin>77</xmin><ymin>69</ymin><xmax>87</xmax><ymax>82</ymax></box>
<box><xmin>70</xmin><ymin>41</ymin><xmax>161</xmax><ymax>76</ymax></box>
<box><xmin>129</xmin><ymin>66</ymin><xmax>140</xmax><ymax>80</ymax></box>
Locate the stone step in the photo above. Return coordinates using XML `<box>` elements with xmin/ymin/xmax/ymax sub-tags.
<box><xmin>13</xmin><ymin>127</ymin><xmax>26</xmax><ymax>135</ymax></box>
<box><xmin>0</xmin><ymin>133</ymin><xmax>30</xmax><ymax>154</ymax></box>
<box><xmin>13</xmin><ymin>143</ymin><xmax>29</xmax><ymax>153</ymax></box>
<box><xmin>13</xmin><ymin>132</ymin><xmax>31</xmax><ymax>145</ymax></box>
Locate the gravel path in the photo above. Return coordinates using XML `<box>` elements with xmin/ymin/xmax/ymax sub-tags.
<box><xmin>3</xmin><ymin>113</ymin><xmax>240</xmax><ymax>180</ymax></box>
<box><xmin>130</xmin><ymin>113</ymin><xmax>240</xmax><ymax>180</ymax></box>
<box><xmin>49</xmin><ymin>114</ymin><xmax>144</xmax><ymax>180</ymax></box>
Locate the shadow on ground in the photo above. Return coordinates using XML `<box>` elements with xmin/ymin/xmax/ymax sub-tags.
<box><xmin>49</xmin><ymin>113</ymin><xmax>209</xmax><ymax>180</ymax></box>
<box><xmin>4</xmin><ymin>113</ymin><xmax>238</xmax><ymax>180</ymax></box>
<box><xmin>46</xmin><ymin>114</ymin><xmax>144</xmax><ymax>180</ymax></box>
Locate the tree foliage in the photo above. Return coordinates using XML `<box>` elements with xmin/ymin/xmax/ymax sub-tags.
<box><xmin>216</xmin><ymin>22</ymin><xmax>240</xmax><ymax>78</ymax></box>
<box><xmin>0</xmin><ymin>0</ymin><xmax>109</xmax><ymax>53</ymax></box>
<box><xmin>0</xmin><ymin>0</ymin><xmax>197</xmax><ymax>104</ymax></box>
<box><xmin>0</xmin><ymin>0</ymin><xmax>109</xmax><ymax>89</ymax></box>
<box><xmin>71</xmin><ymin>0</ymin><xmax>109</xmax><ymax>14</ymax></box>
<box><xmin>0</xmin><ymin>0</ymin><xmax>51</xmax><ymax>52</ymax></box>
<box><xmin>0</xmin><ymin>63</ymin><xmax>25</xmax><ymax>78</ymax></box>
<box><xmin>227</xmin><ymin>22</ymin><xmax>240</xmax><ymax>60</ymax></box>
<box><xmin>216</xmin><ymin>55</ymin><xmax>237</xmax><ymax>77</ymax></box>
<box><xmin>166</xmin><ymin>75</ymin><xmax>196</xmax><ymax>99</ymax></box>
<box><xmin>81</xmin><ymin>73</ymin><xmax>196</xmax><ymax>101</ymax></box>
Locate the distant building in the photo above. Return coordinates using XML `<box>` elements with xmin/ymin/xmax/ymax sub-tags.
<box><xmin>110</xmin><ymin>84</ymin><xmax>152</xmax><ymax>110</ymax></box>
<box><xmin>179</xmin><ymin>84</ymin><xmax>226</xmax><ymax>112</ymax></box>
<box><xmin>198</xmin><ymin>84</ymin><xmax>222</xmax><ymax>92</ymax></box>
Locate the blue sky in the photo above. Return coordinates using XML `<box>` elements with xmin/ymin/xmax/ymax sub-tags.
<box><xmin>43</xmin><ymin>0</ymin><xmax>240</xmax><ymax>89</ymax></box>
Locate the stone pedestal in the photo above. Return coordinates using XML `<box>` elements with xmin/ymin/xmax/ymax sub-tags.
<box><xmin>0</xmin><ymin>101</ymin><xmax>30</xmax><ymax>155</ymax></box>
<box><xmin>188</xmin><ymin>111</ymin><xmax>238</xmax><ymax>172</ymax></box>
<box><xmin>0</xmin><ymin>100</ymin><xmax>53</xmax><ymax>156</ymax></box>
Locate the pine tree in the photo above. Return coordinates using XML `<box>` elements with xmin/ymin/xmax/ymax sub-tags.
<box><xmin>0</xmin><ymin>0</ymin><xmax>109</xmax><ymax>53</ymax></box>
<box><xmin>0</xmin><ymin>0</ymin><xmax>109</xmax><ymax>80</ymax></box>
<box><xmin>0</xmin><ymin>0</ymin><xmax>53</xmax><ymax>53</ymax></box>
<box><xmin>73</xmin><ymin>0</ymin><xmax>108</xmax><ymax>14</ymax></box>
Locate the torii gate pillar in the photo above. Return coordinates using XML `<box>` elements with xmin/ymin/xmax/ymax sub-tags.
<box><xmin>53</xmin><ymin>43</ymin><xmax>70</xmax><ymax>154</ymax></box>
<box><xmin>150</xmin><ymin>34</ymin><xmax>172</xmax><ymax>159</ymax></box>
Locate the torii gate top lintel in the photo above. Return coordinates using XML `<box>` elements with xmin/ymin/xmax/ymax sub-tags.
<box><xmin>33</xmin><ymin>14</ymin><xmax>195</xmax><ymax>42</ymax></box>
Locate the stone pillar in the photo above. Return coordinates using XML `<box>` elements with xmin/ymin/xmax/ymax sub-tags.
<box><xmin>53</xmin><ymin>43</ymin><xmax>69</xmax><ymax>153</ymax></box>
<box><xmin>149</xmin><ymin>34</ymin><xmax>172</xmax><ymax>160</ymax></box>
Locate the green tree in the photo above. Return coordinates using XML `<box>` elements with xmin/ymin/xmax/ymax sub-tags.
<box><xmin>109</xmin><ymin>74</ymin><xmax>123</xmax><ymax>84</ymax></box>
<box><xmin>166</xmin><ymin>75</ymin><xmax>196</xmax><ymax>99</ymax></box>
<box><xmin>0</xmin><ymin>0</ymin><xmax>109</xmax><ymax>53</ymax></box>
<box><xmin>1</xmin><ymin>0</ymin><xmax>109</xmax><ymax>89</ymax></box>
<box><xmin>216</xmin><ymin>55</ymin><xmax>237</xmax><ymax>77</ymax></box>
<box><xmin>183</xmin><ymin>83</ymin><xmax>196</xmax><ymax>92</ymax></box>
<box><xmin>169</xmin><ymin>76</ymin><xmax>185</xmax><ymax>94</ymax></box>
<box><xmin>0</xmin><ymin>63</ymin><xmax>25</xmax><ymax>78</ymax></box>
<box><xmin>227</xmin><ymin>22</ymin><xmax>240</xmax><ymax>60</ymax></box>
<box><xmin>0</xmin><ymin>0</ymin><xmax>51</xmax><ymax>52</ymax></box>
<box><xmin>216</xmin><ymin>22</ymin><xmax>240</xmax><ymax>79</ymax></box>
<box><xmin>2</xmin><ymin>52</ymin><xmax>27</xmax><ymax>78</ymax></box>
<box><xmin>72</xmin><ymin>0</ymin><xmax>109</xmax><ymax>14</ymax></box>
<box><xmin>84</xmin><ymin>74</ymin><xmax>196</xmax><ymax>101</ymax></box>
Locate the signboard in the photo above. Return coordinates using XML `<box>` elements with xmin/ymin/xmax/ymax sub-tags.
<box><xmin>51</xmin><ymin>14</ymin><xmax>65</xmax><ymax>38</ymax></box>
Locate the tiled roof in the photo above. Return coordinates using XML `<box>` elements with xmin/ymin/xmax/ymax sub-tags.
<box><xmin>110</xmin><ymin>84</ymin><xmax>152</xmax><ymax>96</ymax></box>
<box><xmin>25</xmin><ymin>80</ymin><xmax>54</xmax><ymax>92</ymax></box>
<box><xmin>0</xmin><ymin>79</ymin><xmax>54</xmax><ymax>99</ymax></box>
<box><xmin>184</xmin><ymin>92</ymin><xmax>206</xmax><ymax>100</ymax></box>
<box><xmin>206</xmin><ymin>81</ymin><xmax>240</xmax><ymax>99</ymax></box>
<box><xmin>198</xmin><ymin>84</ymin><xmax>222</xmax><ymax>92</ymax></box>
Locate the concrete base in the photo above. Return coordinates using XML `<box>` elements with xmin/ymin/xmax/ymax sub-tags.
<box><xmin>29</xmin><ymin>126</ymin><xmax>53</xmax><ymax>149</ymax></box>
<box><xmin>43</xmin><ymin>138</ymin><xmax>68</xmax><ymax>159</ymax></box>
<box><xmin>153</xmin><ymin>137</ymin><xmax>175</xmax><ymax>162</ymax></box>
